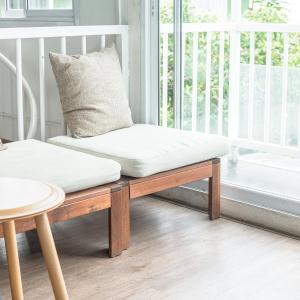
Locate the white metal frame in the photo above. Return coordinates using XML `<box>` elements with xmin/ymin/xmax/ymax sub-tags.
<box><xmin>141</xmin><ymin>0</ymin><xmax>159</xmax><ymax>125</ymax></box>
<box><xmin>0</xmin><ymin>25</ymin><xmax>129</xmax><ymax>141</ymax></box>
<box><xmin>173</xmin><ymin>0</ymin><xmax>182</xmax><ymax>129</ymax></box>
<box><xmin>228</xmin><ymin>1</ymin><xmax>241</xmax><ymax>161</ymax></box>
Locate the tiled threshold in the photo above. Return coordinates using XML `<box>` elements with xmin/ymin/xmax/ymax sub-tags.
<box><xmin>156</xmin><ymin>157</ymin><xmax>300</xmax><ymax>238</ymax></box>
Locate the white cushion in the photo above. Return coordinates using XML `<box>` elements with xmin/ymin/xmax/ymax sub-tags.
<box><xmin>48</xmin><ymin>124</ymin><xmax>229</xmax><ymax>178</ymax></box>
<box><xmin>0</xmin><ymin>140</ymin><xmax>121</xmax><ymax>193</ymax></box>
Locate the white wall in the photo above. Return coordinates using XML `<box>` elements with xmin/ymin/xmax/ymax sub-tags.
<box><xmin>0</xmin><ymin>0</ymin><xmax>143</xmax><ymax>141</ymax></box>
<box><xmin>79</xmin><ymin>0</ymin><xmax>117</xmax><ymax>25</ymax></box>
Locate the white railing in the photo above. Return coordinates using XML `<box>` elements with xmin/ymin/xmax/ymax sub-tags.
<box><xmin>0</xmin><ymin>52</ymin><xmax>37</xmax><ymax>139</ymax></box>
<box><xmin>160</xmin><ymin>22</ymin><xmax>300</xmax><ymax>158</ymax></box>
<box><xmin>0</xmin><ymin>25</ymin><xmax>128</xmax><ymax>141</ymax></box>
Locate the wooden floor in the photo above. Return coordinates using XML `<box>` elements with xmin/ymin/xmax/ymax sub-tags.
<box><xmin>1</xmin><ymin>197</ymin><xmax>300</xmax><ymax>300</ymax></box>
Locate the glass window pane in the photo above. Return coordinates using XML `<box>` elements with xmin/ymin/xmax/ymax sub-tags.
<box><xmin>181</xmin><ymin>0</ymin><xmax>229</xmax><ymax>134</ymax></box>
<box><xmin>27</xmin><ymin>0</ymin><xmax>72</xmax><ymax>9</ymax></box>
<box><xmin>159</xmin><ymin>0</ymin><xmax>175</xmax><ymax>128</ymax></box>
<box><xmin>53</xmin><ymin>0</ymin><xmax>72</xmax><ymax>9</ymax></box>
<box><xmin>243</xmin><ymin>0</ymin><xmax>288</xmax><ymax>23</ymax></box>
<box><xmin>8</xmin><ymin>0</ymin><xmax>24</xmax><ymax>9</ymax></box>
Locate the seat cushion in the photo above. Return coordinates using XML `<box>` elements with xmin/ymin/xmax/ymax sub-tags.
<box><xmin>0</xmin><ymin>140</ymin><xmax>121</xmax><ymax>193</ymax></box>
<box><xmin>48</xmin><ymin>124</ymin><xmax>228</xmax><ymax>178</ymax></box>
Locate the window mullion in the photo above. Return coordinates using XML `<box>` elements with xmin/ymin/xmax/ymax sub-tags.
<box><xmin>173</xmin><ymin>0</ymin><xmax>182</xmax><ymax>129</ymax></box>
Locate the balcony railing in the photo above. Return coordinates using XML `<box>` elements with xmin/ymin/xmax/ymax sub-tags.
<box><xmin>0</xmin><ymin>25</ymin><xmax>128</xmax><ymax>141</ymax></box>
<box><xmin>160</xmin><ymin>22</ymin><xmax>300</xmax><ymax>158</ymax></box>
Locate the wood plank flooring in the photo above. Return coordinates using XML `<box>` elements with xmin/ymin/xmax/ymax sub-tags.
<box><xmin>0</xmin><ymin>197</ymin><xmax>300</xmax><ymax>300</ymax></box>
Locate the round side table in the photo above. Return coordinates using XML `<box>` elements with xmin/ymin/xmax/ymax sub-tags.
<box><xmin>0</xmin><ymin>178</ymin><xmax>69</xmax><ymax>300</ymax></box>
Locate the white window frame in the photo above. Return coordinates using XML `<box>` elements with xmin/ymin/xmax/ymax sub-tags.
<box><xmin>0</xmin><ymin>0</ymin><xmax>79</xmax><ymax>25</ymax></box>
<box><xmin>141</xmin><ymin>0</ymin><xmax>159</xmax><ymax>125</ymax></box>
<box><xmin>4</xmin><ymin>0</ymin><xmax>25</xmax><ymax>18</ymax></box>
<box><xmin>143</xmin><ymin>0</ymin><xmax>182</xmax><ymax>126</ymax></box>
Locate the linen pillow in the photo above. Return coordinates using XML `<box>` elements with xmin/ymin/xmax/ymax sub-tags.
<box><xmin>49</xmin><ymin>47</ymin><xmax>133</xmax><ymax>138</ymax></box>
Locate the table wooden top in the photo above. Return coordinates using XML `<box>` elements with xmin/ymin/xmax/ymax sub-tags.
<box><xmin>0</xmin><ymin>178</ymin><xmax>65</xmax><ymax>221</ymax></box>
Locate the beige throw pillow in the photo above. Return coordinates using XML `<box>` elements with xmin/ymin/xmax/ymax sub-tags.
<box><xmin>49</xmin><ymin>47</ymin><xmax>133</xmax><ymax>138</ymax></box>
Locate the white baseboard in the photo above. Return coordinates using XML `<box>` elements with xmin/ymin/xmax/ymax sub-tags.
<box><xmin>156</xmin><ymin>186</ymin><xmax>300</xmax><ymax>239</ymax></box>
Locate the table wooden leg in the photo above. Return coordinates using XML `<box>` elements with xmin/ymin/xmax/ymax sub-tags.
<box><xmin>35</xmin><ymin>213</ymin><xmax>69</xmax><ymax>300</ymax></box>
<box><xmin>3</xmin><ymin>220</ymin><xmax>23</xmax><ymax>300</ymax></box>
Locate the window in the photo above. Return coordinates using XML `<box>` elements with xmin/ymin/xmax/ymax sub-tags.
<box><xmin>151</xmin><ymin>0</ymin><xmax>300</xmax><ymax>161</ymax></box>
<box><xmin>158</xmin><ymin>0</ymin><xmax>230</xmax><ymax>132</ymax></box>
<box><xmin>144</xmin><ymin>0</ymin><xmax>300</xmax><ymax>219</ymax></box>
<box><xmin>2</xmin><ymin>0</ymin><xmax>25</xmax><ymax>17</ymax></box>
<box><xmin>0</xmin><ymin>0</ymin><xmax>76</xmax><ymax>23</ymax></box>
<box><xmin>157</xmin><ymin>0</ymin><xmax>300</xmax><ymax>133</ymax></box>
<box><xmin>27</xmin><ymin>0</ymin><xmax>72</xmax><ymax>10</ymax></box>
<box><xmin>8</xmin><ymin>0</ymin><xmax>24</xmax><ymax>9</ymax></box>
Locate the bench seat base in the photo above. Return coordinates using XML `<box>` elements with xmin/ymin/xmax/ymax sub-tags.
<box><xmin>117</xmin><ymin>158</ymin><xmax>221</xmax><ymax>251</ymax></box>
<box><xmin>0</xmin><ymin>184</ymin><xmax>127</xmax><ymax>258</ymax></box>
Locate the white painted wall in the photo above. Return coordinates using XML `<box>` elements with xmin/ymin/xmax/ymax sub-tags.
<box><xmin>0</xmin><ymin>0</ymin><xmax>143</xmax><ymax>141</ymax></box>
<box><xmin>79</xmin><ymin>0</ymin><xmax>117</xmax><ymax>25</ymax></box>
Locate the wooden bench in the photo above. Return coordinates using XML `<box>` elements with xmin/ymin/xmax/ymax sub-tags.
<box><xmin>118</xmin><ymin>158</ymin><xmax>220</xmax><ymax>251</ymax></box>
<box><xmin>0</xmin><ymin>183</ymin><xmax>128</xmax><ymax>258</ymax></box>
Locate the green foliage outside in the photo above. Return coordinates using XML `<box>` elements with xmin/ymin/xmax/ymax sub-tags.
<box><xmin>53</xmin><ymin>0</ymin><xmax>72</xmax><ymax>9</ymax></box>
<box><xmin>160</xmin><ymin>0</ymin><xmax>300</xmax><ymax>133</ymax></box>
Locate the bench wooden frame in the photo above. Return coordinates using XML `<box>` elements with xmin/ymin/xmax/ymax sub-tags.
<box><xmin>0</xmin><ymin>158</ymin><xmax>221</xmax><ymax>256</ymax></box>
<box><xmin>118</xmin><ymin>158</ymin><xmax>221</xmax><ymax>251</ymax></box>
<box><xmin>0</xmin><ymin>183</ymin><xmax>128</xmax><ymax>258</ymax></box>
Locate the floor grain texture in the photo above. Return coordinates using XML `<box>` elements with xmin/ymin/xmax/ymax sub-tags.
<box><xmin>0</xmin><ymin>197</ymin><xmax>300</xmax><ymax>300</ymax></box>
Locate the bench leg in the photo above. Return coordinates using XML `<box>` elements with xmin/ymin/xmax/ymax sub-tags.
<box><xmin>109</xmin><ymin>185</ymin><xmax>130</xmax><ymax>258</ymax></box>
<box><xmin>209</xmin><ymin>159</ymin><xmax>221</xmax><ymax>220</ymax></box>
<box><xmin>121</xmin><ymin>185</ymin><xmax>130</xmax><ymax>251</ymax></box>
<box><xmin>25</xmin><ymin>229</ymin><xmax>41</xmax><ymax>253</ymax></box>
